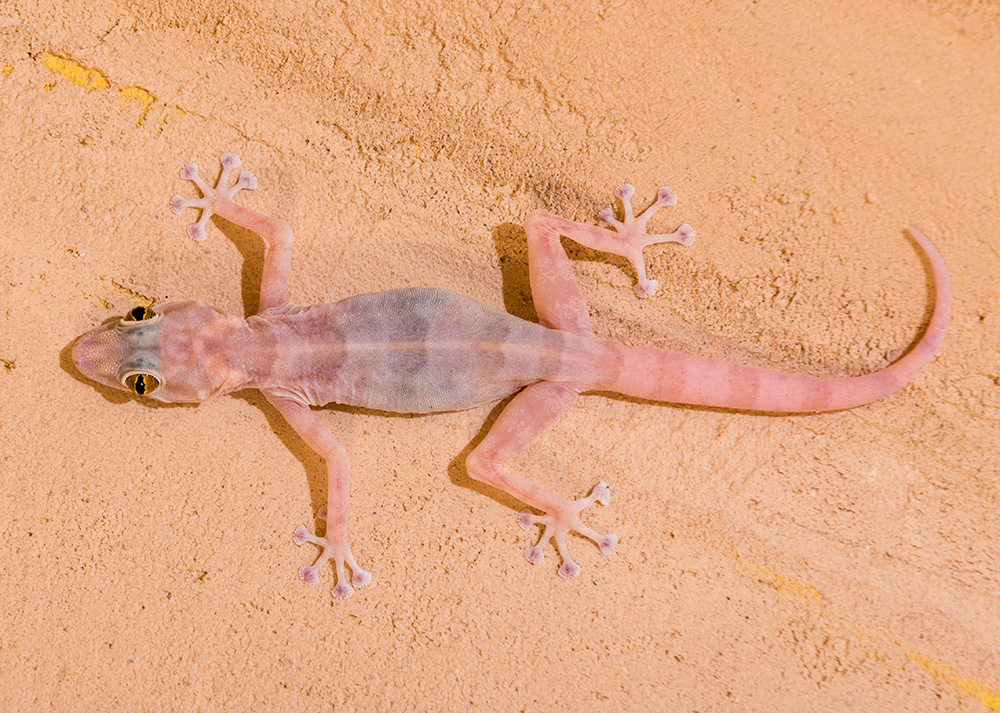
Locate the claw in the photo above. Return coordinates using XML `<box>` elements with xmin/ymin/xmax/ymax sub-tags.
<box><xmin>656</xmin><ymin>186</ymin><xmax>677</xmax><ymax>206</ymax></box>
<box><xmin>518</xmin><ymin>510</ymin><xmax>537</xmax><ymax>531</ymax></box>
<box><xmin>614</xmin><ymin>183</ymin><xmax>636</xmax><ymax>201</ymax></box>
<box><xmin>598</xmin><ymin>207</ymin><xmax>625</xmax><ymax>232</ymax></box>
<box><xmin>634</xmin><ymin>279</ymin><xmax>659</xmax><ymax>299</ymax></box>
<box><xmin>675</xmin><ymin>223</ymin><xmax>696</xmax><ymax>247</ymax></box>
<box><xmin>332</xmin><ymin>582</ymin><xmax>354</xmax><ymax>599</ymax></box>
<box><xmin>558</xmin><ymin>560</ymin><xmax>581</xmax><ymax>579</ymax></box>
<box><xmin>169</xmin><ymin>195</ymin><xmax>189</xmax><ymax>215</ymax></box>
<box><xmin>592</xmin><ymin>480</ymin><xmax>611</xmax><ymax>505</ymax></box>
<box><xmin>237</xmin><ymin>170</ymin><xmax>259</xmax><ymax>190</ymax></box>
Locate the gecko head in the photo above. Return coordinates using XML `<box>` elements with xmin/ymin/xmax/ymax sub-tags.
<box><xmin>72</xmin><ymin>301</ymin><xmax>247</xmax><ymax>404</ymax></box>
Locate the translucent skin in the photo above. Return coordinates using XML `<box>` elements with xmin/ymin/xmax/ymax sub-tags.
<box><xmin>72</xmin><ymin>153</ymin><xmax>950</xmax><ymax>598</ymax></box>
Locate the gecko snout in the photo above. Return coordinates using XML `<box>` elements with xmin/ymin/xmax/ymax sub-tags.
<box><xmin>71</xmin><ymin>323</ymin><xmax>129</xmax><ymax>389</ymax></box>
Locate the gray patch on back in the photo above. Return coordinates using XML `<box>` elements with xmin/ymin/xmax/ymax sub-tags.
<box><xmin>320</xmin><ymin>287</ymin><xmax>559</xmax><ymax>412</ymax></box>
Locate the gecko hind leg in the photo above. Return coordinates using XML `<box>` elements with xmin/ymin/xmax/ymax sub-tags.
<box><xmin>526</xmin><ymin>184</ymin><xmax>694</xmax><ymax>299</ymax></box>
<box><xmin>170</xmin><ymin>152</ymin><xmax>259</xmax><ymax>241</ymax></box>
<box><xmin>466</xmin><ymin>381</ymin><xmax>617</xmax><ymax>578</ymax></box>
<box><xmin>519</xmin><ymin>481</ymin><xmax>617</xmax><ymax>578</ymax></box>
<box><xmin>467</xmin><ymin>186</ymin><xmax>685</xmax><ymax>577</ymax></box>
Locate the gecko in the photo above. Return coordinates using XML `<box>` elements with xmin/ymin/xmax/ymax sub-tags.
<box><xmin>71</xmin><ymin>153</ymin><xmax>951</xmax><ymax>599</ymax></box>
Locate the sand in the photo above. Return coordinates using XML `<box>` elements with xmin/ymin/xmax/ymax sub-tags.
<box><xmin>2</xmin><ymin>1</ymin><xmax>999</xmax><ymax>710</ymax></box>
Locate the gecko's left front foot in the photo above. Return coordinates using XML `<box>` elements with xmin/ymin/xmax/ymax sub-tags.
<box><xmin>170</xmin><ymin>152</ymin><xmax>259</xmax><ymax>241</ymax></box>
<box><xmin>518</xmin><ymin>481</ymin><xmax>618</xmax><ymax>578</ymax></box>
<box><xmin>599</xmin><ymin>183</ymin><xmax>695</xmax><ymax>298</ymax></box>
<box><xmin>292</xmin><ymin>507</ymin><xmax>372</xmax><ymax>599</ymax></box>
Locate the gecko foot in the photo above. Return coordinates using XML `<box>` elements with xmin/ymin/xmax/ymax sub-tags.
<box><xmin>170</xmin><ymin>152</ymin><xmax>259</xmax><ymax>241</ymax></box>
<box><xmin>598</xmin><ymin>183</ymin><xmax>695</xmax><ymax>298</ymax></box>
<box><xmin>292</xmin><ymin>520</ymin><xmax>372</xmax><ymax>599</ymax></box>
<box><xmin>518</xmin><ymin>481</ymin><xmax>618</xmax><ymax>578</ymax></box>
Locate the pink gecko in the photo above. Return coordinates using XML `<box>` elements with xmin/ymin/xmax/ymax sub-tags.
<box><xmin>72</xmin><ymin>153</ymin><xmax>950</xmax><ymax>599</ymax></box>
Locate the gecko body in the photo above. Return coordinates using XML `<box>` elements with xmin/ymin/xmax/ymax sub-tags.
<box><xmin>246</xmin><ymin>287</ymin><xmax>589</xmax><ymax>412</ymax></box>
<box><xmin>72</xmin><ymin>154</ymin><xmax>950</xmax><ymax>598</ymax></box>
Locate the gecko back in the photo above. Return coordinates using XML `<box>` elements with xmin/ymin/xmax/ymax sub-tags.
<box><xmin>249</xmin><ymin>287</ymin><xmax>582</xmax><ymax>413</ymax></box>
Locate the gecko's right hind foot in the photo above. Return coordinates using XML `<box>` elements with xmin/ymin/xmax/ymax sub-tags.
<box><xmin>518</xmin><ymin>480</ymin><xmax>618</xmax><ymax>578</ymax></box>
<box><xmin>170</xmin><ymin>152</ymin><xmax>259</xmax><ymax>241</ymax></box>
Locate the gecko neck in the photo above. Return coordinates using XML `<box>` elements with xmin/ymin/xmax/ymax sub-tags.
<box><xmin>201</xmin><ymin>312</ymin><xmax>272</xmax><ymax>399</ymax></box>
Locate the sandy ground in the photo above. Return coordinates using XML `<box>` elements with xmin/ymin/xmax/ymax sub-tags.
<box><xmin>2</xmin><ymin>1</ymin><xmax>999</xmax><ymax>710</ymax></box>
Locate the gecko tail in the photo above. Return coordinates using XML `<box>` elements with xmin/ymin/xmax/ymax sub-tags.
<box><xmin>594</xmin><ymin>227</ymin><xmax>951</xmax><ymax>413</ymax></box>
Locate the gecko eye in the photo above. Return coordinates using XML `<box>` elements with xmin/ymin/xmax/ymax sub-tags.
<box><xmin>124</xmin><ymin>373</ymin><xmax>160</xmax><ymax>395</ymax></box>
<box><xmin>123</xmin><ymin>305</ymin><xmax>157</xmax><ymax>321</ymax></box>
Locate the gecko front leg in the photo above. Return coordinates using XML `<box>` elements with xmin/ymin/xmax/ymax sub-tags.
<box><xmin>270</xmin><ymin>395</ymin><xmax>372</xmax><ymax>599</ymax></box>
<box><xmin>171</xmin><ymin>154</ymin><xmax>368</xmax><ymax>597</ymax></box>
<box><xmin>171</xmin><ymin>152</ymin><xmax>293</xmax><ymax>311</ymax></box>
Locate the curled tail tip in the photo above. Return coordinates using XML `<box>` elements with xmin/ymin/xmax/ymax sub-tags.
<box><xmin>903</xmin><ymin>225</ymin><xmax>934</xmax><ymax>256</ymax></box>
<box><xmin>903</xmin><ymin>225</ymin><xmax>947</xmax><ymax>269</ymax></box>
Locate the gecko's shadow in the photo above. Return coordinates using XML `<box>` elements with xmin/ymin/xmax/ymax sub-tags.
<box><xmin>60</xmin><ymin>339</ymin><xmax>132</xmax><ymax>405</ymax></box>
<box><xmin>232</xmin><ymin>391</ymin><xmax>426</xmax><ymax>518</ymax></box>
<box><xmin>489</xmin><ymin>220</ymin><xmax>635</xmax><ymax>321</ymax></box>
<box><xmin>211</xmin><ymin>215</ymin><xmax>266</xmax><ymax>318</ymax></box>
<box><xmin>231</xmin><ymin>390</ymin><xmax>323</xmax><ymax>514</ymax></box>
